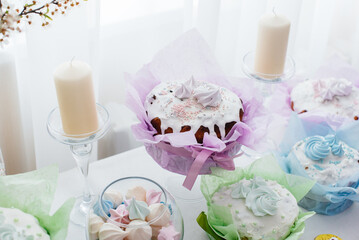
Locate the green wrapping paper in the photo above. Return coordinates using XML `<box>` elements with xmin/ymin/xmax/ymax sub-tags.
<box><xmin>197</xmin><ymin>154</ymin><xmax>316</xmax><ymax>240</ymax></box>
<box><xmin>0</xmin><ymin>165</ymin><xmax>75</xmax><ymax>240</ymax></box>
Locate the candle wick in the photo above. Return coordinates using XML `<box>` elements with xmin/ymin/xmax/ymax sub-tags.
<box><xmin>70</xmin><ymin>56</ymin><xmax>75</xmax><ymax>67</ymax></box>
<box><xmin>272</xmin><ymin>0</ymin><xmax>279</xmax><ymax>16</ymax></box>
<box><xmin>272</xmin><ymin>6</ymin><xmax>277</xmax><ymax>16</ymax></box>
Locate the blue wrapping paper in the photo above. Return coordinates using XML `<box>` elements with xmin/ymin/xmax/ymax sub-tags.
<box><xmin>277</xmin><ymin>113</ymin><xmax>359</xmax><ymax>215</ymax></box>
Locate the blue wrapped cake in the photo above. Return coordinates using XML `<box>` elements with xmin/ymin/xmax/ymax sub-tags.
<box><xmin>279</xmin><ymin>114</ymin><xmax>359</xmax><ymax>215</ymax></box>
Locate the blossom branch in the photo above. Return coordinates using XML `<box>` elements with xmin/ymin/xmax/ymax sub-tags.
<box><xmin>0</xmin><ymin>0</ymin><xmax>86</xmax><ymax>46</ymax></box>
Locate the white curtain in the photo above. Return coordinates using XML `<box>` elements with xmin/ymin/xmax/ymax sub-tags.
<box><xmin>4</xmin><ymin>0</ymin><xmax>359</xmax><ymax>173</ymax></box>
<box><xmin>4</xmin><ymin>0</ymin><xmax>100</xmax><ymax>173</ymax></box>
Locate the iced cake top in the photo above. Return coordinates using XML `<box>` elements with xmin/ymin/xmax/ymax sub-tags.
<box><xmin>211</xmin><ymin>177</ymin><xmax>299</xmax><ymax>240</ymax></box>
<box><xmin>291</xmin><ymin>135</ymin><xmax>359</xmax><ymax>185</ymax></box>
<box><xmin>144</xmin><ymin>77</ymin><xmax>243</xmax><ymax>139</ymax></box>
<box><xmin>291</xmin><ymin>78</ymin><xmax>359</xmax><ymax>120</ymax></box>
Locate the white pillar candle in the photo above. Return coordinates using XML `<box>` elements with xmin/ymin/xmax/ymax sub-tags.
<box><xmin>54</xmin><ymin>60</ymin><xmax>98</xmax><ymax>135</ymax></box>
<box><xmin>0</xmin><ymin>50</ymin><xmax>29</xmax><ymax>174</ymax></box>
<box><xmin>254</xmin><ymin>13</ymin><xmax>291</xmax><ymax>79</ymax></box>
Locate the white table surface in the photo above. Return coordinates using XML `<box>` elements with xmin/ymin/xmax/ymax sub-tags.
<box><xmin>53</xmin><ymin>146</ymin><xmax>358</xmax><ymax>240</ymax></box>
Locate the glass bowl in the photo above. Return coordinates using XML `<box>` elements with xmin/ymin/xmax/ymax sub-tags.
<box><xmin>86</xmin><ymin>177</ymin><xmax>184</xmax><ymax>240</ymax></box>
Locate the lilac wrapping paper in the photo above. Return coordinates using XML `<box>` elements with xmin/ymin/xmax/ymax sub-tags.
<box><xmin>268</xmin><ymin>55</ymin><xmax>359</xmax><ymax>129</ymax></box>
<box><xmin>277</xmin><ymin>113</ymin><xmax>359</xmax><ymax>215</ymax></box>
<box><xmin>125</xmin><ymin>30</ymin><xmax>267</xmax><ymax>189</ymax></box>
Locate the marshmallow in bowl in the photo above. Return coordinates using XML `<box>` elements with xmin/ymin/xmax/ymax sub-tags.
<box><xmin>158</xmin><ymin>224</ymin><xmax>181</xmax><ymax>240</ymax></box>
<box><xmin>146</xmin><ymin>189</ymin><xmax>162</xmax><ymax>205</ymax></box>
<box><xmin>90</xmin><ymin>187</ymin><xmax>180</xmax><ymax>240</ymax></box>
<box><xmin>127</xmin><ymin>198</ymin><xmax>150</xmax><ymax>221</ymax></box>
<box><xmin>104</xmin><ymin>190</ymin><xmax>123</xmax><ymax>208</ymax></box>
<box><xmin>98</xmin><ymin>222</ymin><xmax>128</xmax><ymax>240</ymax></box>
<box><xmin>146</xmin><ymin>203</ymin><xmax>171</xmax><ymax>227</ymax></box>
<box><xmin>126</xmin><ymin>220</ymin><xmax>152</xmax><ymax>240</ymax></box>
<box><xmin>126</xmin><ymin>186</ymin><xmax>147</xmax><ymax>202</ymax></box>
<box><xmin>108</xmin><ymin>205</ymin><xmax>130</xmax><ymax>224</ymax></box>
<box><xmin>89</xmin><ymin>213</ymin><xmax>105</xmax><ymax>240</ymax></box>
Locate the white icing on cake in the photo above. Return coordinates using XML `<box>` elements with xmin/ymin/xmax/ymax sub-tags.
<box><xmin>291</xmin><ymin>137</ymin><xmax>359</xmax><ymax>185</ymax></box>
<box><xmin>144</xmin><ymin>79</ymin><xmax>243</xmax><ymax>138</ymax></box>
<box><xmin>0</xmin><ymin>207</ymin><xmax>50</xmax><ymax>240</ymax></box>
<box><xmin>211</xmin><ymin>178</ymin><xmax>298</xmax><ymax>240</ymax></box>
<box><xmin>291</xmin><ymin>78</ymin><xmax>359</xmax><ymax>119</ymax></box>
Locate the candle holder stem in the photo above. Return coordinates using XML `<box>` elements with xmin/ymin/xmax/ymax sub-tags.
<box><xmin>47</xmin><ymin>103</ymin><xmax>110</xmax><ymax>227</ymax></box>
<box><xmin>69</xmin><ymin>143</ymin><xmax>94</xmax><ymax>226</ymax></box>
<box><xmin>71</xmin><ymin>144</ymin><xmax>92</xmax><ymax>204</ymax></box>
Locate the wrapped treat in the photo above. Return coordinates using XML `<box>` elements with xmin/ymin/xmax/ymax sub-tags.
<box><xmin>277</xmin><ymin>113</ymin><xmax>359</xmax><ymax>215</ymax></box>
<box><xmin>0</xmin><ymin>207</ymin><xmax>50</xmax><ymax>240</ymax></box>
<box><xmin>0</xmin><ymin>165</ymin><xmax>75</xmax><ymax>240</ymax></box>
<box><xmin>268</xmin><ymin>56</ymin><xmax>359</xmax><ymax>128</ymax></box>
<box><xmin>197</xmin><ymin>155</ymin><xmax>315</xmax><ymax>240</ymax></box>
<box><xmin>126</xmin><ymin>29</ymin><xmax>267</xmax><ymax>189</ymax></box>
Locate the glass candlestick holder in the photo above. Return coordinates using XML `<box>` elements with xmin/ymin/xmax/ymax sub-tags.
<box><xmin>242</xmin><ymin>51</ymin><xmax>295</xmax><ymax>97</ymax></box>
<box><xmin>0</xmin><ymin>149</ymin><xmax>5</xmax><ymax>176</ymax></box>
<box><xmin>47</xmin><ymin>103</ymin><xmax>110</xmax><ymax>227</ymax></box>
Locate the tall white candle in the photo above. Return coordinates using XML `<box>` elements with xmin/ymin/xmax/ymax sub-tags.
<box><xmin>0</xmin><ymin>50</ymin><xmax>29</xmax><ymax>174</ymax></box>
<box><xmin>254</xmin><ymin>13</ymin><xmax>291</xmax><ymax>79</ymax></box>
<box><xmin>54</xmin><ymin>60</ymin><xmax>98</xmax><ymax>135</ymax></box>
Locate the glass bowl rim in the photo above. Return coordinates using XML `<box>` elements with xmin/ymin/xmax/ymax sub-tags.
<box><xmin>98</xmin><ymin>176</ymin><xmax>170</xmax><ymax>228</ymax></box>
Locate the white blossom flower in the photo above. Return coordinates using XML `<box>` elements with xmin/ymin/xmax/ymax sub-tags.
<box><xmin>1</xmin><ymin>0</ymin><xmax>86</xmax><ymax>47</ymax></box>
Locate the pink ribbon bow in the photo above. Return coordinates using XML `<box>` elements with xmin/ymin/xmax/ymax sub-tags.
<box><xmin>156</xmin><ymin>141</ymin><xmax>240</xmax><ymax>190</ymax></box>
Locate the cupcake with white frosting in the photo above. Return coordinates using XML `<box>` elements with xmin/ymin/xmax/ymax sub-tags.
<box><xmin>0</xmin><ymin>166</ymin><xmax>75</xmax><ymax>240</ymax></box>
<box><xmin>198</xmin><ymin>155</ymin><xmax>315</xmax><ymax>240</ymax></box>
<box><xmin>284</xmin><ymin>134</ymin><xmax>359</xmax><ymax>214</ymax></box>
<box><xmin>290</xmin><ymin>135</ymin><xmax>359</xmax><ymax>186</ymax></box>
<box><xmin>279</xmin><ymin>114</ymin><xmax>359</xmax><ymax>215</ymax></box>
<box><xmin>0</xmin><ymin>207</ymin><xmax>50</xmax><ymax>240</ymax></box>
<box><xmin>211</xmin><ymin>177</ymin><xmax>299</xmax><ymax>240</ymax></box>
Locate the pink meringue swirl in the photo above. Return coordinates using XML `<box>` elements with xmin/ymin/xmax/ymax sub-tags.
<box><xmin>146</xmin><ymin>189</ymin><xmax>162</xmax><ymax>205</ymax></box>
<box><xmin>108</xmin><ymin>204</ymin><xmax>130</xmax><ymax>224</ymax></box>
<box><xmin>158</xmin><ymin>224</ymin><xmax>181</xmax><ymax>240</ymax></box>
<box><xmin>174</xmin><ymin>83</ymin><xmax>191</xmax><ymax>99</ymax></box>
<box><xmin>193</xmin><ymin>85</ymin><xmax>222</xmax><ymax>107</ymax></box>
<box><xmin>174</xmin><ymin>76</ymin><xmax>196</xmax><ymax>99</ymax></box>
<box><xmin>320</xmin><ymin>78</ymin><xmax>352</xmax><ymax>101</ymax></box>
